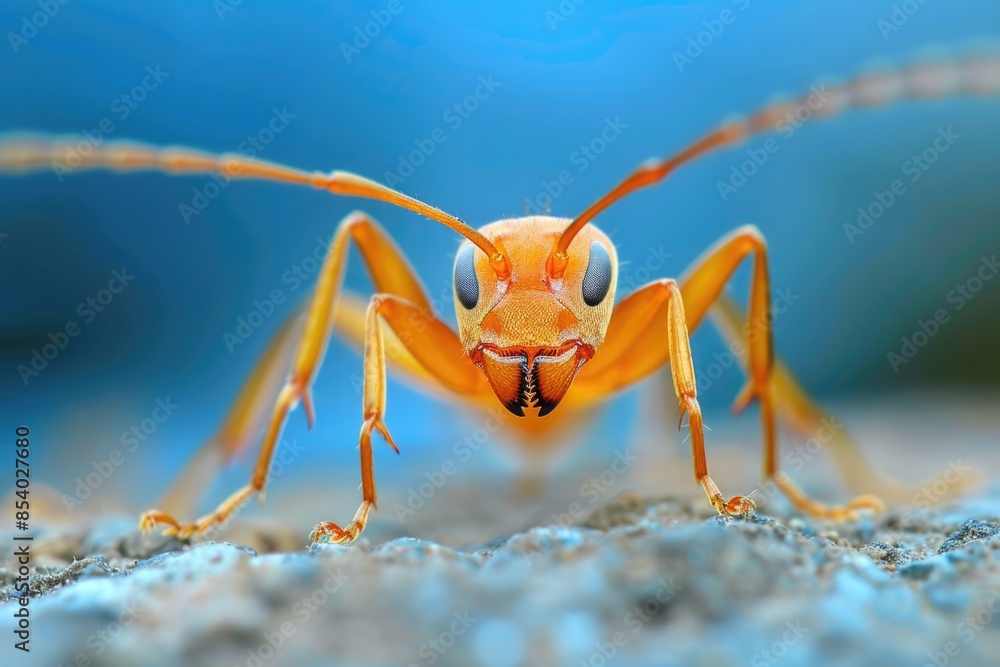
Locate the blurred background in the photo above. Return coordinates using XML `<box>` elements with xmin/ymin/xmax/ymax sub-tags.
<box><xmin>1</xmin><ymin>1</ymin><xmax>998</xmax><ymax>540</ymax></box>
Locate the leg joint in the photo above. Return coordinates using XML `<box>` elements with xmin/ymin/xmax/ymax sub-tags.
<box><xmin>368</xmin><ymin>292</ymin><xmax>394</xmax><ymax>312</ymax></box>
<box><xmin>337</xmin><ymin>210</ymin><xmax>383</xmax><ymax>246</ymax></box>
<box><xmin>735</xmin><ymin>224</ymin><xmax>767</xmax><ymax>252</ymax></box>
<box><xmin>341</xmin><ymin>209</ymin><xmax>377</xmax><ymax>231</ymax></box>
<box><xmin>640</xmin><ymin>277</ymin><xmax>680</xmax><ymax>303</ymax></box>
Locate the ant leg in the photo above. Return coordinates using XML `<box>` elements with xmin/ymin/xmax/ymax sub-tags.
<box><xmin>708</xmin><ymin>290</ymin><xmax>981</xmax><ymax>507</ymax></box>
<box><xmin>151</xmin><ymin>301</ymin><xmax>308</xmax><ymax>521</ymax></box>
<box><xmin>309</xmin><ymin>294</ymin><xmax>491</xmax><ymax>543</ymax></box>
<box><xmin>678</xmin><ymin>227</ymin><xmax>882</xmax><ymax>518</ymax></box>
<box><xmin>575</xmin><ymin>227</ymin><xmax>882</xmax><ymax>519</ymax></box>
<box><xmin>140</xmin><ymin>211</ymin><xmax>484</xmax><ymax>539</ymax></box>
<box><xmin>577</xmin><ymin>279</ymin><xmax>756</xmax><ymax>518</ymax></box>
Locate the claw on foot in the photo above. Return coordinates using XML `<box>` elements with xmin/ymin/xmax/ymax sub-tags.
<box><xmin>816</xmin><ymin>493</ymin><xmax>885</xmax><ymax>521</ymax></box>
<box><xmin>773</xmin><ymin>474</ymin><xmax>885</xmax><ymax>521</ymax></box>
<box><xmin>849</xmin><ymin>494</ymin><xmax>885</xmax><ymax>513</ymax></box>
<box><xmin>310</xmin><ymin>521</ymin><xmax>363</xmax><ymax>545</ymax></box>
<box><xmin>138</xmin><ymin>485</ymin><xmax>256</xmax><ymax>540</ymax></box>
<box><xmin>138</xmin><ymin>510</ymin><xmax>217</xmax><ymax>540</ymax></box>
<box><xmin>139</xmin><ymin>509</ymin><xmax>179</xmax><ymax>534</ymax></box>
<box><xmin>798</xmin><ymin>495</ymin><xmax>883</xmax><ymax>521</ymax></box>
<box><xmin>726</xmin><ymin>495</ymin><xmax>757</xmax><ymax>519</ymax></box>
<box><xmin>138</xmin><ymin>509</ymin><xmax>199</xmax><ymax>538</ymax></box>
<box><xmin>714</xmin><ymin>494</ymin><xmax>756</xmax><ymax>519</ymax></box>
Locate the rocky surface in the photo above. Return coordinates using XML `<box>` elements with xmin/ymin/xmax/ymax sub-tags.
<box><xmin>2</xmin><ymin>486</ymin><xmax>999</xmax><ymax>667</ymax></box>
<box><xmin>2</xmin><ymin>395</ymin><xmax>998</xmax><ymax>666</ymax></box>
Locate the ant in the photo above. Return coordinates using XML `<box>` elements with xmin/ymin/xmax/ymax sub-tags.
<box><xmin>2</xmin><ymin>51</ymin><xmax>996</xmax><ymax>543</ymax></box>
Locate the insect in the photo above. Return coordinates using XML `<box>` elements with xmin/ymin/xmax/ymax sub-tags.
<box><xmin>3</xmin><ymin>51</ymin><xmax>997</xmax><ymax>544</ymax></box>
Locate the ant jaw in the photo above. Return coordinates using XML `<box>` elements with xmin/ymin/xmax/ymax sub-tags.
<box><xmin>470</xmin><ymin>342</ymin><xmax>594</xmax><ymax>417</ymax></box>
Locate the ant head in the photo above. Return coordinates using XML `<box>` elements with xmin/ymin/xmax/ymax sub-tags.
<box><xmin>453</xmin><ymin>216</ymin><xmax>617</xmax><ymax>416</ymax></box>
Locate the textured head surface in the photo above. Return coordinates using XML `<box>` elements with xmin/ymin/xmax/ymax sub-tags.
<box><xmin>453</xmin><ymin>216</ymin><xmax>617</xmax><ymax>416</ymax></box>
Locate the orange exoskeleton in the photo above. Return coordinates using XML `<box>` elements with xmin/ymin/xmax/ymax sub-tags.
<box><xmin>2</xmin><ymin>50</ymin><xmax>996</xmax><ymax>542</ymax></box>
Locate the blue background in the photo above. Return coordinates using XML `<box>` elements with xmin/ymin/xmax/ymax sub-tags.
<box><xmin>1</xmin><ymin>1</ymin><xmax>998</xmax><ymax>505</ymax></box>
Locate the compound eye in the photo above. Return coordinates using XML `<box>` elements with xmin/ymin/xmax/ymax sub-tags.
<box><xmin>454</xmin><ymin>243</ymin><xmax>479</xmax><ymax>310</ymax></box>
<box><xmin>581</xmin><ymin>241</ymin><xmax>612</xmax><ymax>306</ymax></box>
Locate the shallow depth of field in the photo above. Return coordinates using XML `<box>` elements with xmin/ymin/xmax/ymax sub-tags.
<box><xmin>2</xmin><ymin>2</ymin><xmax>1000</xmax><ymax>666</ymax></box>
